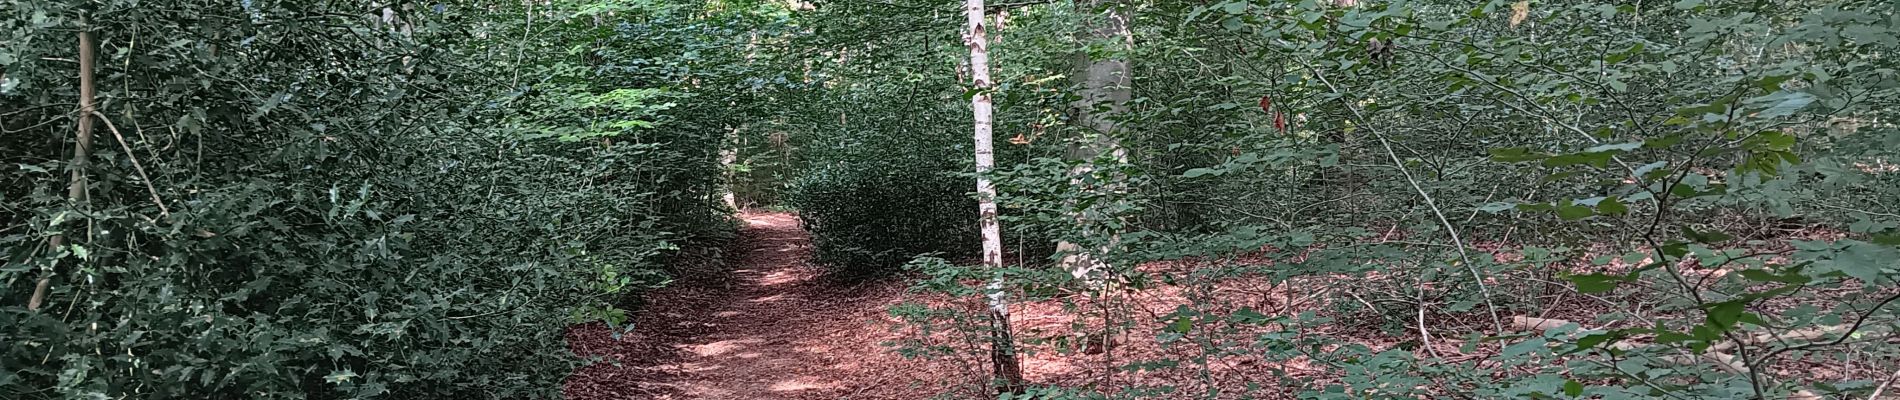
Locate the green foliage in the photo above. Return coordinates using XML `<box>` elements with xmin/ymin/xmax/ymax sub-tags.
<box><xmin>6</xmin><ymin>0</ymin><xmax>1891</xmax><ymax>397</ymax></box>
<box><xmin>788</xmin><ymin>152</ymin><xmax>977</xmax><ymax>275</ymax></box>
<box><xmin>0</xmin><ymin>1</ymin><xmax>760</xmax><ymax>398</ymax></box>
<box><xmin>857</xmin><ymin>0</ymin><xmax>1900</xmax><ymax>398</ymax></box>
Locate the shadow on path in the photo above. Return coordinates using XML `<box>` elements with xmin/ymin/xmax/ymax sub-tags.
<box><xmin>565</xmin><ymin>212</ymin><xmax>931</xmax><ymax>400</ymax></box>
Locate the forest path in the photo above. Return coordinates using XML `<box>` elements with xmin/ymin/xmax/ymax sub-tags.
<box><xmin>565</xmin><ymin>212</ymin><xmax>929</xmax><ymax>400</ymax></box>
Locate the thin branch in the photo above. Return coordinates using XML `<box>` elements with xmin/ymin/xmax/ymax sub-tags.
<box><xmin>1758</xmin><ymin>291</ymin><xmax>1900</xmax><ymax>363</ymax></box>
<box><xmin>94</xmin><ymin>111</ymin><xmax>170</xmax><ymax>218</ymax></box>
<box><xmin>1868</xmin><ymin>368</ymin><xmax>1900</xmax><ymax>400</ymax></box>
<box><xmin>1414</xmin><ymin>267</ymin><xmax>1445</xmax><ymax>359</ymax></box>
<box><xmin>1291</xmin><ymin>57</ymin><xmax>1505</xmax><ymax>333</ymax></box>
<box><xmin>987</xmin><ymin>0</ymin><xmax>1056</xmax><ymax>10</ymax></box>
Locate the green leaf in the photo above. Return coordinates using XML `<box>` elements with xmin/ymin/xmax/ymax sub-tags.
<box><xmin>1566</xmin><ymin>273</ymin><xmax>1623</xmax><ymax>293</ymax></box>
<box><xmin>1569</xmin><ymin>330</ymin><xmax>1628</xmax><ymax>353</ymax></box>
<box><xmin>1564</xmin><ymin>380</ymin><xmax>1584</xmax><ymax>397</ymax></box>
<box><xmin>1221</xmin><ymin>17</ymin><xmax>1245</xmax><ymax>31</ymax></box>
<box><xmin>1873</xmin><ymin>234</ymin><xmax>1900</xmax><ymax>246</ymax></box>
<box><xmin>1832</xmin><ymin>241</ymin><xmax>1897</xmax><ymax>283</ymax></box>
<box><xmin>1229</xmin><ymin>307</ymin><xmax>1271</xmax><ymax>325</ymax></box>
<box><xmin>1501</xmin><ymin>337</ymin><xmax>1549</xmax><ymax>358</ymax></box>
<box><xmin>1168</xmin><ymin>317</ymin><xmax>1194</xmax><ymax>334</ymax></box>
<box><xmin>1747</xmin><ymin>131</ymin><xmax>1796</xmax><ymax>151</ymax></box>
<box><xmin>1744</xmin><ymin>91</ymin><xmax>1815</xmax><ymax>119</ymax></box>
<box><xmin>1644</xmin><ymin>134</ymin><xmax>1686</xmax><ymax>149</ymax></box>
<box><xmin>70</xmin><ymin>244</ymin><xmax>90</xmax><ymax>260</ymax></box>
<box><xmin>1655</xmin><ymin>330</ymin><xmax>1697</xmax><ymax>345</ymax></box>
<box><xmin>1584</xmin><ymin>142</ymin><xmax>1644</xmax><ymax>153</ymax></box>
<box><xmin>1633</xmin><ymin>161</ymin><xmax>1669</xmax><ymax>179</ymax></box>
<box><xmin>1222</xmin><ymin>1</ymin><xmax>1247</xmax><ymax>14</ymax></box>
<box><xmin>1735</xmin><ymin>269</ymin><xmax>1810</xmax><ymax>284</ymax></box>
<box><xmin>1517</xmin><ymin>202</ymin><xmax>1555</xmax><ymax>212</ymax></box>
<box><xmin>1597</xmin><ymin>197</ymin><xmax>1628</xmax><ymax>215</ymax></box>
<box><xmin>1448</xmin><ymin>300</ymin><xmax>1477</xmax><ymax>312</ymax></box>
<box><xmin>1705</xmin><ymin>301</ymin><xmax>1747</xmax><ymax>331</ymax></box>
<box><xmin>1557</xmin><ymin>205</ymin><xmax>1595</xmax><ymax>220</ymax></box>
<box><xmin>1544</xmin><ymin>152</ymin><xmax>1614</xmax><ymax>168</ymax></box>
<box><xmin>1682</xmin><ymin>226</ymin><xmax>1732</xmax><ymax>243</ymax></box>
<box><xmin>1755</xmin><ymin>75</ymin><xmax>1795</xmax><ymax>92</ymax></box>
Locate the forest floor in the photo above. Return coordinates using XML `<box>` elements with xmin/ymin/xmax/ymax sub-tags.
<box><xmin>563</xmin><ymin>212</ymin><xmax>952</xmax><ymax>399</ymax></box>
<box><xmin>562</xmin><ymin>212</ymin><xmax>1896</xmax><ymax>399</ymax></box>
<box><xmin>558</xmin><ymin>211</ymin><xmax>1362</xmax><ymax>399</ymax></box>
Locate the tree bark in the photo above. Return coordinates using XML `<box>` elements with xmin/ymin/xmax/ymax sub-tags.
<box><xmin>967</xmin><ymin>0</ymin><xmax>1025</xmax><ymax>393</ymax></box>
<box><xmin>721</xmin><ymin>124</ymin><xmax>741</xmax><ymax>210</ymax></box>
<box><xmin>30</xmin><ymin>17</ymin><xmax>97</xmax><ymax>311</ymax></box>
<box><xmin>1059</xmin><ymin>0</ymin><xmax>1131</xmax><ymax>282</ymax></box>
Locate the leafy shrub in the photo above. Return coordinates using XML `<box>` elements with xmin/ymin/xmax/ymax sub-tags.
<box><xmin>0</xmin><ymin>2</ymin><xmax>743</xmax><ymax>398</ymax></box>
<box><xmin>788</xmin><ymin>162</ymin><xmax>977</xmax><ymax>275</ymax></box>
<box><xmin>863</xmin><ymin>0</ymin><xmax>1900</xmax><ymax>398</ymax></box>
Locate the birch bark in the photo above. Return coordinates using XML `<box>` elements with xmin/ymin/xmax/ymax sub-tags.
<box><xmin>966</xmin><ymin>0</ymin><xmax>1024</xmax><ymax>393</ymax></box>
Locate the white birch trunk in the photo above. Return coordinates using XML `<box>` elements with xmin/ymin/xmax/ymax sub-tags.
<box><xmin>720</xmin><ymin>124</ymin><xmax>741</xmax><ymax>210</ymax></box>
<box><xmin>967</xmin><ymin>0</ymin><xmax>1024</xmax><ymax>393</ymax></box>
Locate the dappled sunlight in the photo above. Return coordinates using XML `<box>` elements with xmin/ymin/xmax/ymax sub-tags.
<box><xmin>767</xmin><ymin>378</ymin><xmax>833</xmax><ymax>392</ymax></box>
<box><xmin>749</xmin><ymin>293</ymin><xmax>791</xmax><ymax>303</ymax></box>
<box><xmin>687</xmin><ymin>339</ymin><xmax>763</xmax><ymax>357</ymax></box>
<box><xmin>673</xmin><ymin>362</ymin><xmax>725</xmax><ymax>374</ymax></box>
<box><xmin>756</xmin><ymin>269</ymin><xmax>809</xmax><ymax>286</ymax></box>
<box><xmin>572</xmin><ymin>211</ymin><xmax>952</xmax><ymax>399</ymax></box>
<box><xmin>743</xmin><ymin>213</ymin><xmax>801</xmax><ymax>230</ymax></box>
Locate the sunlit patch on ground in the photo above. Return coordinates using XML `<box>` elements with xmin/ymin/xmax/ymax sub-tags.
<box><xmin>565</xmin><ymin>211</ymin><xmax>952</xmax><ymax>399</ymax></box>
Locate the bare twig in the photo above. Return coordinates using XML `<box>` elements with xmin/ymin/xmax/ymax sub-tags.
<box><xmin>1415</xmin><ymin>268</ymin><xmax>1445</xmax><ymax>359</ymax></box>
<box><xmin>94</xmin><ymin>111</ymin><xmax>170</xmax><ymax>218</ymax></box>
<box><xmin>1868</xmin><ymin>368</ymin><xmax>1900</xmax><ymax>400</ymax></box>
<box><xmin>1291</xmin><ymin>57</ymin><xmax>1505</xmax><ymax>333</ymax></box>
<box><xmin>1758</xmin><ymin>292</ymin><xmax>1900</xmax><ymax>363</ymax></box>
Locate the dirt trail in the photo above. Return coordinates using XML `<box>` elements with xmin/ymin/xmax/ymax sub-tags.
<box><xmin>565</xmin><ymin>212</ymin><xmax>938</xmax><ymax>400</ymax></box>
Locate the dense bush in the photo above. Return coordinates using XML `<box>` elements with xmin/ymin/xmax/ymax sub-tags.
<box><xmin>759</xmin><ymin>2</ymin><xmax>1074</xmax><ymax>275</ymax></box>
<box><xmin>0</xmin><ymin>2</ymin><xmax>749</xmax><ymax>398</ymax></box>
<box><xmin>785</xmin><ymin>0</ymin><xmax>1900</xmax><ymax>398</ymax></box>
<box><xmin>789</xmin><ymin>161</ymin><xmax>976</xmax><ymax>275</ymax></box>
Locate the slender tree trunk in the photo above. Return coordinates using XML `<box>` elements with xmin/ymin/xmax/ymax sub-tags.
<box><xmin>1058</xmin><ymin>0</ymin><xmax>1131</xmax><ymax>282</ymax></box>
<box><xmin>31</xmin><ymin>17</ymin><xmax>97</xmax><ymax>311</ymax></box>
<box><xmin>966</xmin><ymin>0</ymin><xmax>1025</xmax><ymax>393</ymax></box>
<box><xmin>512</xmin><ymin>0</ymin><xmax>535</xmax><ymax>88</ymax></box>
<box><xmin>721</xmin><ymin>124</ymin><xmax>741</xmax><ymax>210</ymax></box>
